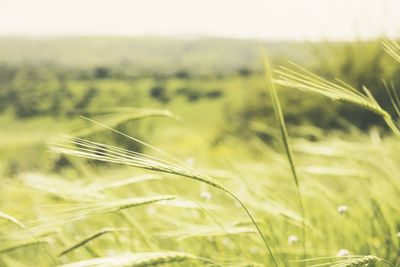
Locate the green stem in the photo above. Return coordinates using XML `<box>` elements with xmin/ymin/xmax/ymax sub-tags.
<box><xmin>224</xmin><ymin>189</ymin><xmax>279</xmax><ymax>267</ymax></box>
<box><xmin>263</xmin><ymin>52</ymin><xmax>307</xmax><ymax>262</ymax></box>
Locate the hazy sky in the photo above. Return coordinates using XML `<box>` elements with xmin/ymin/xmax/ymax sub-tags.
<box><xmin>0</xmin><ymin>0</ymin><xmax>399</xmax><ymax>40</ymax></box>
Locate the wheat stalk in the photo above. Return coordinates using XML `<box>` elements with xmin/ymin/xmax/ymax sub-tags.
<box><xmin>72</xmin><ymin>107</ymin><xmax>175</xmax><ymax>137</ymax></box>
<box><xmin>296</xmin><ymin>255</ymin><xmax>393</xmax><ymax>267</ymax></box>
<box><xmin>274</xmin><ymin>62</ymin><xmax>400</xmax><ymax>137</ymax></box>
<box><xmin>58</xmin><ymin>251</ymin><xmax>216</xmax><ymax>267</ymax></box>
<box><xmin>49</xmin><ymin>122</ymin><xmax>279</xmax><ymax>266</ymax></box>
<box><xmin>264</xmin><ymin>53</ymin><xmax>306</xmax><ymax>261</ymax></box>
<box><xmin>28</xmin><ymin>196</ymin><xmax>175</xmax><ymax>232</ymax></box>
<box><xmin>50</xmin><ymin>136</ymin><xmax>225</xmax><ymax>190</ymax></box>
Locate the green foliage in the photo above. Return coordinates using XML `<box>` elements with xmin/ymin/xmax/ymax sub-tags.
<box><xmin>1</xmin><ymin>37</ymin><xmax>400</xmax><ymax>267</ymax></box>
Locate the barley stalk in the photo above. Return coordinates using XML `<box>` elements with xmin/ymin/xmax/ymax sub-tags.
<box><xmin>58</xmin><ymin>251</ymin><xmax>216</xmax><ymax>267</ymax></box>
<box><xmin>264</xmin><ymin>53</ymin><xmax>306</xmax><ymax>262</ymax></box>
<box><xmin>274</xmin><ymin>62</ymin><xmax>400</xmax><ymax>137</ymax></box>
<box><xmin>74</xmin><ymin>108</ymin><xmax>175</xmax><ymax>137</ymax></box>
<box><xmin>29</xmin><ymin>196</ymin><xmax>175</xmax><ymax>231</ymax></box>
<box><xmin>296</xmin><ymin>255</ymin><xmax>393</xmax><ymax>267</ymax></box>
<box><xmin>49</xmin><ymin>121</ymin><xmax>279</xmax><ymax>266</ymax></box>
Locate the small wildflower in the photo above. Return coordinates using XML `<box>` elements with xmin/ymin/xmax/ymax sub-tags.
<box><xmin>185</xmin><ymin>157</ymin><xmax>195</xmax><ymax>167</ymax></box>
<box><xmin>106</xmin><ymin>249</ymin><xmax>117</xmax><ymax>256</ymax></box>
<box><xmin>190</xmin><ymin>209</ymin><xmax>200</xmax><ymax>219</ymax></box>
<box><xmin>201</xmin><ymin>191</ymin><xmax>212</xmax><ymax>200</ymax></box>
<box><xmin>336</xmin><ymin>249</ymin><xmax>350</xmax><ymax>257</ymax></box>
<box><xmin>288</xmin><ymin>235</ymin><xmax>299</xmax><ymax>245</ymax></box>
<box><xmin>146</xmin><ymin>206</ymin><xmax>157</xmax><ymax>216</ymax></box>
<box><xmin>250</xmin><ymin>247</ymin><xmax>259</xmax><ymax>254</ymax></box>
<box><xmin>222</xmin><ymin>237</ymin><xmax>234</xmax><ymax>249</ymax></box>
<box><xmin>338</xmin><ymin>205</ymin><xmax>348</xmax><ymax>214</ymax></box>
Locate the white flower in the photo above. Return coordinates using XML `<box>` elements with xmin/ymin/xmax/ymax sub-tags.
<box><xmin>222</xmin><ymin>237</ymin><xmax>234</xmax><ymax>249</ymax></box>
<box><xmin>337</xmin><ymin>205</ymin><xmax>348</xmax><ymax>214</ymax></box>
<box><xmin>106</xmin><ymin>249</ymin><xmax>118</xmax><ymax>256</ymax></box>
<box><xmin>250</xmin><ymin>247</ymin><xmax>259</xmax><ymax>254</ymax></box>
<box><xmin>336</xmin><ymin>249</ymin><xmax>350</xmax><ymax>257</ymax></box>
<box><xmin>201</xmin><ymin>191</ymin><xmax>212</xmax><ymax>200</ymax></box>
<box><xmin>146</xmin><ymin>206</ymin><xmax>157</xmax><ymax>216</ymax></box>
<box><xmin>185</xmin><ymin>157</ymin><xmax>195</xmax><ymax>167</ymax></box>
<box><xmin>288</xmin><ymin>235</ymin><xmax>299</xmax><ymax>245</ymax></box>
<box><xmin>397</xmin><ymin>232</ymin><xmax>400</xmax><ymax>239</ymax></box>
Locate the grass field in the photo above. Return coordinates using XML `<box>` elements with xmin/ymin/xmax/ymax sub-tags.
<box><xmin>0</xmin><ymin>37</ymin><xmax>400</xmax><ymax>266</ymax></box>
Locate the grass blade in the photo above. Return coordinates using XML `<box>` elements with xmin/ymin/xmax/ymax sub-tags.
<box><xmin>263</xmin><ymin>54</ymin><xmax>306</xmax><ymax>260</ymax></box>
<box><xmin>29</xmin><ymin>196</ymin><xmax>175</xmax><ymax>230</ymax></box>
<box><xmin>0</xmin><ymin>211</ymin><xmax>25</xmax><ymax>229</ymax></box>
<box><xmin>49</xmin><ymin>119</ymin><xmax>279</xmax><ymax>266</ymax></box>
<box><xmin>74</xmin><ymin>107</ymin><xmax>175</xmax><ymax>137</ymax></box>
<box><xmin>59</xmin><ymin>228</ymin><xmax>128</xmax><ymax>256</ymax></box>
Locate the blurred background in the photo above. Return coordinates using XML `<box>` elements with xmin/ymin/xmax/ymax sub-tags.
<box><xmin>0</xmin><ymin>0</ymin><xmax>399</xmax><ymax>175</ymax></box>
<box><xmin>1</xmin><ymin>1</ymin><xmax>400</xmax><ymax>266</ymax></box>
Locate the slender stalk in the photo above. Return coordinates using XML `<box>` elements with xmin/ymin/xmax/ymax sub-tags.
<box><xmin>50</xmin><ymin>127</ymin><xmax>279</xmax><ymax>266</ymax></box>
<box><xmin>263</xmin><ymin>53</ymin><xmax>307</xmax><ymax>260</ymax></box>
<box><xmin>59</xmin><ymin>228</ymin><xmax>123</xmax><ymax>256</ymax></box>
<box><xmin>224</xmin><ymin>189</ymin><xmax>279</xmax><ymax>267</ymax></box>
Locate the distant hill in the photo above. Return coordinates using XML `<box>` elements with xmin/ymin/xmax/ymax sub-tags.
<box><xmin>0</xmin><ymin>36</ymin><xmax>320</xmax><ymax>74</ymax></box>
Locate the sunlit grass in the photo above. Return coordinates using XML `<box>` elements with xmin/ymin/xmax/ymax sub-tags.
<box><xmin>1</xmin><ymin>39</ymin><xmax>400</xmax><ymax>267</ymax></box>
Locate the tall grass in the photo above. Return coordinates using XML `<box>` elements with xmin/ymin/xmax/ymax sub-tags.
<box><xmin>295</xmin><ymin>255</ymin><xmax>393</xmax><ymax>267</ymax></box>
<box><xmin>264</xmin><ymin>53</ymin><xmax>306</xmax><ymax>260</ymax></box>
<box><xmin>274</xmin><ymin>50</ymin><xmax>400</xmax><ymax>137</ymax></box>
<box><xmin>50</xmin><ymin>121</ymin><xmax>279</xmax><ymax>266</ymax></box>
<box><xmin>59</xmin><ymin>228</ymin><xmax>128</xmax><ymax>256</ymax></box>
<box><xmin>2</xmin><ymin>40</ymin><xmax>400</xmax><ymax>267</ymax></box>
<box><xmin>272</xmin><ymin>39</ymin><xmax>400</xmax><ymax>266</ymax></box>
<box><xmin>58</xmin><ymin>251</ymin><xmax>216</xmax><ymax>267</ymax></box>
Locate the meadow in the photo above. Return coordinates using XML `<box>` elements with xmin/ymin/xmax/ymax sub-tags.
<box><xmin>0</xmin><ymin>37</ymin><xmax>400</xmax><ymax>266</ymax></box>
